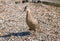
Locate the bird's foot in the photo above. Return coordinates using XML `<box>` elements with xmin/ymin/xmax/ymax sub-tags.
<box><xmin>30</xmin><ymin>31</ymin><xmax>36</xmax><ymax>37</ymax></box>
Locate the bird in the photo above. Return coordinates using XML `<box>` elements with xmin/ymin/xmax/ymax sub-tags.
<box><xmin>24</xmin><ymin>6</ymin><xmax>42</xmax><ymax>35</ymax></box>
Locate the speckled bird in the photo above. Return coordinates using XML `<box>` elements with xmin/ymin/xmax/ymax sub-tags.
<box><xmin>24</xmin><ymin>6</ymin><xmax>41</xmax><ymax>34</ymax></box>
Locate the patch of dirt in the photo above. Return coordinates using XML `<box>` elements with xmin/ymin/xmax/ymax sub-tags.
<box><xmin>0</xmin><ymin>0</ymin><xmax>60</xmax><ymax>41</ymax></box>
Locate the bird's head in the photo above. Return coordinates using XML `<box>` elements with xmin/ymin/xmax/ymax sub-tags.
<box><xmin>24</xmin><ymin>6</ymin><xmax>30</xmax><ymax>13</ymax></box>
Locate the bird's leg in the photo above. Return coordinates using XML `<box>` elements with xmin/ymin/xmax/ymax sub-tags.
<box><xmin>35</xmin><ymin>28</ymin><xmax>42</xmax><ymax>35</ymax></box>
<box><xmin>35</xmin><ymin>29</ymin><xmax>39</xmax><ymax>35</ymax></box>
<box><xmin>30</xmin><ymin>30</ymin><xmax>36</xmax><ymax>37</ymax></box>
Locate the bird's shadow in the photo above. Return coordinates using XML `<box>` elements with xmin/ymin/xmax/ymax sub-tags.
<box><xmin>0</xmin><ymin>31</ymin><xmax>30</xmax><ymax>38</ymax></box>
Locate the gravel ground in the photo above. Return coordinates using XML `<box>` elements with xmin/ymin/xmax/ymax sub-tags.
<box><xmin>0</xmin><ymin>0</ymin><xmax>60</xmax><ymax>41</ymax></box>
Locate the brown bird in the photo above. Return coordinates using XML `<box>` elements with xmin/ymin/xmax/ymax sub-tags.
<box><xmin>24</xmin><ymin>6</ymin><xmax>41</xmax><ymax>35</ymax></box>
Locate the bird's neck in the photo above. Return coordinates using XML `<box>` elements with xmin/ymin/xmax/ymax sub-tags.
<box><xmin>26</xmin><ymin>10</ymin><xmax>32</xmax><ymax>19</ymax></box>
<box><xmin>27</xmin><ymin>10</ymin><xmax>30</xmax><ymax>15</ymax></box>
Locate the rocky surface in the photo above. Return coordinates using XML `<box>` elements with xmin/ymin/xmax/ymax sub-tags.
<box><xmin>0</xmin><ymin>0</ymin><xmax>60</xmax><ymax>41</ymax></box>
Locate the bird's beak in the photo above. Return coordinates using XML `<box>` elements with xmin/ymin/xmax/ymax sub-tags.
<box><xmin>23</xmin><ymin>7</ymin><xmax>26</xmax><ymax>12</ymax></box>
<box><xmin>23</xmin><ymin>6</ymin><xmax>28</xmax><ymax>12</ymax></box>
